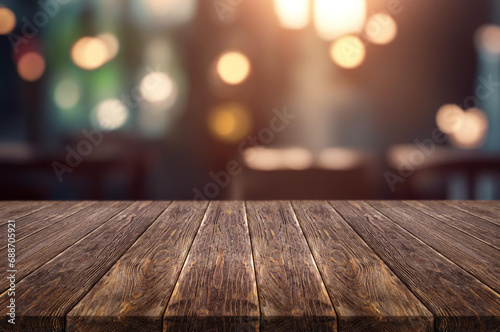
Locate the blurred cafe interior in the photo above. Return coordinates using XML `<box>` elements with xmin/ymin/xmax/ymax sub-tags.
<box><xmin>1</xmin><ymin>0</ymin><xmax>500</xmax><ymax>200</ymax></box>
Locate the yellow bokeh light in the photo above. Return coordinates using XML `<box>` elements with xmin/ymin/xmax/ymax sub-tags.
<box><xmin>209</xmin><ymin>103</ymin><xmax>252</xmax><ymax>142</ymax></box>
<box><xmin>216</xmin><ymin>51</ymin><xmax>251</xmax><ymax>85</ymax></box>
<box><xmin>273</xmin><ymin>0</ymin><xmax>310</xmax><ymax>30</ymax></box>
<box><xmin>140</xmin><ymin>71</ymin><xmax>177</xmax><ymax>105</ymax></box>
<box><xmin>94</xmin><ymin>99</ymin><xmax>129</xmax><ymax>131</ymax></box>
<box><xmin>17</xmin><ymin>52</ymin><xmax>45</xmax><ymax>82</ymax></box>
<box><xmin>436</xmin><ymin>104</ymin><xmax>464</xmax><ymax>134</ymax></box>
<box><xmin>54</xmin><ymin>79</ymin><xmax>80</xmax><ymax>109</ymax></box>
<box><xmin>365</xmin><ymin>13</ymin><xmax>398</xmax><ymax>45</ymax></box>
<box><xmin>71</xmin><ymin>37</ymin><xmax>109</xmax><ymax>70</ymax></box>
<box><xmin>0</xmin><ymin>7</ymin><xmax>16</xmax><ymax>35</ymax></box>
<box><xmin>330</xmin><ymin>36</ymin><xmax>366</xmax><ymax>69</ymax></box>
<box><xmin>451</xmin><ymin>108</ymin><xmax>488</xmax><ymax>149</ymax></box>
<box><xmin>314</xmin><ymin>0</ymin><xmax>366</xmax><ymax>40</ymax></box>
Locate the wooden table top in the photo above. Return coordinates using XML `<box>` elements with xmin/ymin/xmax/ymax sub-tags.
<box><xmin>0</xmin><ymin>201</ymin><xmax>499</xmax><ymax>331</ymax></box>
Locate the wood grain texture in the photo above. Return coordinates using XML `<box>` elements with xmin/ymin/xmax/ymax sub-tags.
<box><xmin>67</xmin><ymin>201</ymin><xmax>209</xmax><ymax>332</ymax></box>
<box><xmin>406</xmin><ymin>201</ymin><xmax>500</xmax><ymax>250</ymax></box>
<box><xmin>331</xmin><ymin>201</ymin><xmax>500</xmax><ymax>331</ymax></box>
<box><xmin>163</xmin><ymin>201</ymin><xmax>259</xmax><ymax>332</ymax></box>
<box><xmin>292</xmin><ymin>201</ymin><xmax>433</xmax><ymax>331</ymax></box>
<box><xmin>370</xmin><ymin>201</ymin><xmax>500</xmax><ymax>294</ymax></box>
<box><xmin>0</xmin><ymin>201</ymin><xmax>169</xmax><ymax>331</ymax></box>
<box><xmin>246</xmin><ymin>201</ymin><xmax>337</xmax><ymax>331</ymax></box>
<box><xmin>0</xmin><ymin>201</ymin><xmax>94</xmax><ymax>248</ymax></box>
<box><xmin>0</xmin><ymin>201</ymin><xmax>130</xmax><ymax>293</ymax></box>
<box><xmin>0</xmin><ymin>201</ymin><xmax>56</xmax><ymax>225</ymax></box>
<box><xmin>484</xmin><ymin>200</ymin><xmax>500</xmax><ymax>209</ymax></box>
<box><xmin>445</xmin><ymin>201</ymin><xmax>500</xmax><ymax>227</ymax></box>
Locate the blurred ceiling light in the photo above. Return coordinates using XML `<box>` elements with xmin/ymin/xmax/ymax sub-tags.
<box><xmin>208</xmin><ymin>103</ymin><xmax>252</xmax><ymax>142</ymax></box>
<box><xmin>216</xmin><ymin>51</ymin><xmax>251</xmax><ymax>85</ymax></box>
<box><xmin>451</xmin><ymin>108</ymin><xmax>488</xmax><ymax>149</ymax></box>
<box><xmin>329</xmin><ymin>35</ymin><xmax>366</xmax><ymax>69</ymax></box>
<box><xmin>17</xmin><ymin>52</ymin><xmax>45</xmax><ymax>82</ymax></box>
<box><xmin>140</xmin><ymin>71</ymin><xmax>177</xmax><ymax>105</ymax></box>
<box><xmin>435</xmin><ymin>104</ymin><xmax>464</xmax><ymax>134</ymax></box>
<box><xmin>365</xmin><ymin>13</ymin><xmax>397</xmax><ymax>45</ymax></box>
<box><xmin>314</xmin><ymin>0</ymin><xmax>366</xmax><ymax>40</ymax></box>
<box><xmin>94</xmin><ymin>99</ymin><xmax>129</xmax><ymax>131</ymax></box>
<box><xmin>71</xmin><ymin>37</ymin><xmax>109</xmax><ymax>70</ymax></box>
<box><xmin>244</xmin><ymin>147</ymin><xmax>313</xmax><ymax>170</ymax></box>
<box><xmin>0</xmin><ymin>7</ymin><xmax>16</xmax><ymax>35</ymax></box>
<box><xmin>273</xmin><ymin>0</ymin><xmax>310</xmax><ymax>30</ymax></box>
<box><xmin>475</xmin><ymin>24</ymin><xmax>500</xmax><ymax>56</ymax></box>
<box><xmin>97</xmin><ymin>33</ymin><xmax>120</xmax><ymax>61</ymax></box>
<box><xmin>54</xmin><ymin>79</ymin><xmax>80</xmax><ymax>109</ymax></box>
<box><xmin>318</xmin><ymin>148</ymin><xmax>363</xmax><ymax>170</ymax></box>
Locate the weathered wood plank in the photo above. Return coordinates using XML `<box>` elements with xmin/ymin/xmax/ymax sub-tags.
<box><xmin>407</xmin><ymin>201</ymin><xmax>500</xmax><ymax>250</ymax></box>
<box><xmin>163</xmin><ymin>201</ymin><xmax>259</xmax><ymax>332</ymax></box>
<box><xmin>0</xmin><ymin>201</ymin><xmax>94</xmax><ymax>248</ymax></box>
<box><xmin>292</xmin><ymin>201</ymin><xmax>433</xmax><ymax>331</ymax></box>
<box><xmin>0</xmin><ymin>201</ymin><xmax>131</xmax><ymax>293</ymax></box>
<box><xmin>0</xmin><ymin>201</ymin><xmax>170</xmax><ymax>331</ymax></box>
<box><xmin>67</xmin><ymin>201</ymin><xmax>208</xmax><ymax>331</ymax></box>
<box><xmin>371</xmin><ymin>201</ymin><xmax>500</xmax><ymax>295</ymax></box>
<box><xmin>445</xmin><ymin>201</ymin><xmax>500</xmax><ymax>227</ymax></box>
<box><xmin>484</xmin><ymin>201</ymin><xmax>500</xmax><ymax>209</ymax></box>
<box><xmin>0</xmin><ymin>201</ymin><xmax>56</xmax><ymax>225</ymax></box>
<box><xmin>331</xmin><ymin>201</ymin><xmax>500</xmax><ymax>331</ymax></box>
<box><xmin>246</xmin><ymin>201</ymin><xmax>337</xmax><ymax>331</ymax></box>
<box><xmin>0</xmin><ymin>201</ymin><xmax>20</xmax><ymax>211</ymax></box>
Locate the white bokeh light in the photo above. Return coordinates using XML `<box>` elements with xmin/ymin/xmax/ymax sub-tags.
<box><xmin>94</xmin><ymin>99</ymin><xmax>129</xmax><ymax>131</ymax></box>
<box><xmin>140</xmin><ymin>71</ymin><xmax>178</xmax><ymax>106</ymax></box>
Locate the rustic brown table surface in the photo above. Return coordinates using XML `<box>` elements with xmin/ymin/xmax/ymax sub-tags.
<box><xmin>0</xmin><ymin>201</ymin><xmax>499</xmax><ymax>331</ymax></box>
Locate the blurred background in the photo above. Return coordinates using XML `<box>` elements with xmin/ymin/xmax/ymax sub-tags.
<box><xmin>1</xmin><ymin>0</ymin><xmax>500</xmax><ymax>200</ymax></box>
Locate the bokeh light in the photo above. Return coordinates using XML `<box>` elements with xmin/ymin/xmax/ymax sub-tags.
<box><xmin>318</xmin><ymin>148</ymin><xmax>363</xmax><ymax>170</ymax></box>
<box><xmin>273</xmin><ymin>0</ymin><xmax>310</xmax><ymax>30</ymax></box>
<box><xmin>282</xmin><ymin>148</ymin><xmax>314</xmax><ymax>170</ymax></box>
<box><xmin>365</xmin><ymin>13</ymin><xmax>398</xmax><ymax>45</ymax></box>
<box><xmin>208</xmin><ymin>103</ymin><xmax>252</xmax><ymax>142</ymax></box>
<box><xmin>436</xmin><ymin>104</ymin><xmax>464</xmax><ymax>134</ymax></box>
<box><xmin>451</xmin><ymin>108</ymin><xmax>488</xmax><ymax>149</ymax></box>
<box><xmin>314</xmin><ymin>0</ymin><xmax>366</xmax><ymax>40</ymax></box>
<box><xmin>0</xmin><ymin>7</ymin><xmax>16</xmax><ymax>35</ymax></box>
<box><xmin>17</xmin><ymin>52</ymin><xmax>45</xmax><ymax>82</ymax></box>
<box><xmin>244</xmin><ymin>147</ymin><xmax>283</xmax><ymax>171</ymax></box>
<box><xmin>54</xmin><ymin>79</ymin><xmax>80</xmax><ymax>109</ymax></box>
<box><xmin>475</xmin><ymin>24</ymin><xmax>500</xmax><ymax>56</ymax></box>
<box><xmin>71</xmin><ymin>37</ymin><xmax>109</xmax><ymax>70</ymax></box>
<box><xmin>137</xmin><ymin>0</ymin><xmax>197</xmax><ymax>26</ymax></box>
<box><xmin>97</xmin><ymin>33</ymin><xmax>120</xmax><ymax>61</ymax></box>
<box><xmin>94</xmin><ymin>99</ymin><xmax>129</xmax><ymax>131</ymax></box>
<box><xmin>243</xmin><ymin>147</ymin><xmax>313</xmax><ymax>170</ymax></box>
<box><xmin>216</xmin><ymin>51</ymin><xmax>251</xmax><ymax>85</ymax></box>
<box><xmin>140</xmin><ymin>71</ymin><xmax>177</xmax><ymax>105</ymax></box>
<box><xmin>330</xmin><ymin>36</ymin><xmax>366</xmax><ymax>69</ymax></box>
